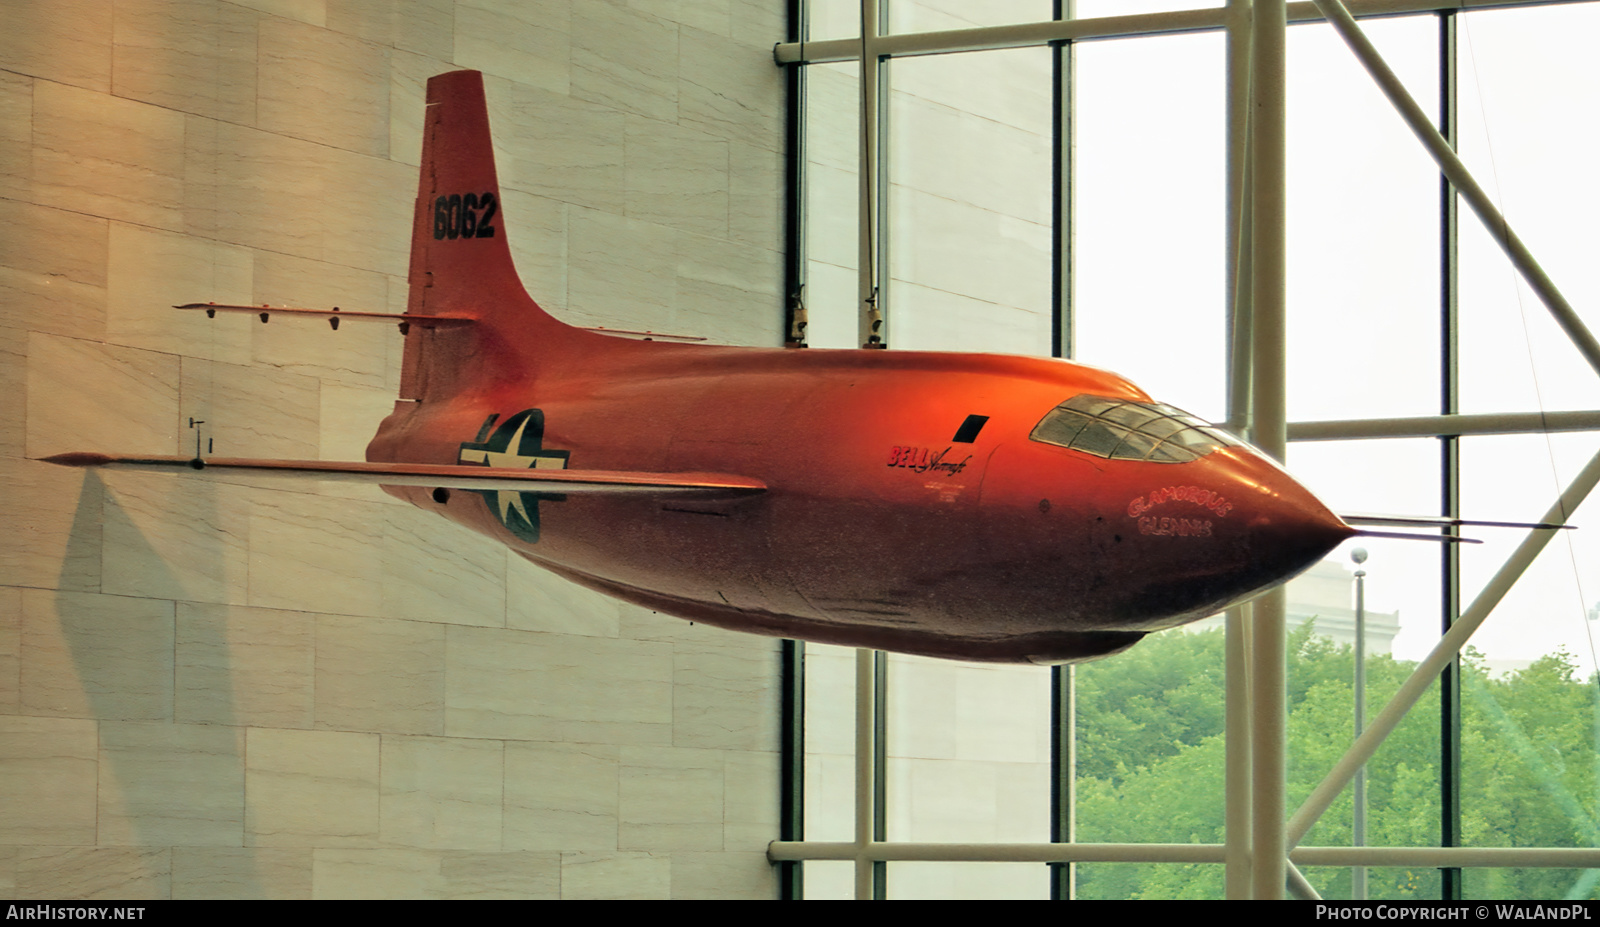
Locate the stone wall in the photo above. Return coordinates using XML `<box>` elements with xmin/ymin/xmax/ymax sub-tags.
<box><xmin>0</xmin><ymin>0</ymin><xmax>786</xmax><ymax>899</ymax></box>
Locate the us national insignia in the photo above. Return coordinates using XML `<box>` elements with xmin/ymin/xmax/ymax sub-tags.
<box><xmin>458</xmin><ymin>409</ymin><xmax>570</xmax><ymax>543</ymax></box>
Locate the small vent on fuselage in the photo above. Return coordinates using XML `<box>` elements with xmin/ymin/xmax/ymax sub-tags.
<box><xmin>952</xmin><ymin>414</ymin><xmax>990</xmax><ymax>444</ymax></box>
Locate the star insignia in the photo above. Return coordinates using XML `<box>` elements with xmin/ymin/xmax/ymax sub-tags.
<box><xmin>458</xmin><ymin>409</ymin><xmax>570</xmax><ymax>543</ymax></box>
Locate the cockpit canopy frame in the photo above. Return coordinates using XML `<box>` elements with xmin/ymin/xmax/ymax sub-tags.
<box><xmin>1030</xmin><ymin>394</ymin><xmax>1245</xmax><ymax>463</ymax></box>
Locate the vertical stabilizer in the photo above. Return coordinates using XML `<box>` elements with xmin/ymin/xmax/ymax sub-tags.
<box><xmin>399</xmin><ymin>70</ymin><xmax>569</xmax><ymax>401</ymax></box>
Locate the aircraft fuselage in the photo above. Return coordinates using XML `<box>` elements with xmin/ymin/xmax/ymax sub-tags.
<box><xmin>368</xmin><ymin>334</ymin><xmax>1350</xmax><ymax>663</ymax></box>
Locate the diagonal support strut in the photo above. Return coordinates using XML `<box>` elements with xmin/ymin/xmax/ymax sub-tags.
<box><xmin>1310</xmin><ymin>0</ymin><xmax>1600</xmax><ymax>380</ymax></box>
<box><xmin>1287</xmin><ymin>446</ymin><xmax>1600</xmax><ymax>848</ymax></box>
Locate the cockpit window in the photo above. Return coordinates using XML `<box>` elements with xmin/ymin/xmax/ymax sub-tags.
<box><xmin>1030</xmin><ymin>394</ymin><xmax>1244</xmax><ymax>463</ymax></box>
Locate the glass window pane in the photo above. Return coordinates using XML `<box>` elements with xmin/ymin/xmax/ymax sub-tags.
<box><xmin>1074</xmin><ymin>32</ymin><xmax>1226</xmax><ymax>420</ymax></box>
<box><xmin>1077</xmin><ymin>1</ymin><xmax>1222</xmax><ymax>17</ymax></box>
<box><xmin>1300</xmin><ymin>866</ymin><xmax>1442</xmax><ymax>901</ymax></box>
<box><xmin>804</xmin><ymin>643</ymin><xmax>861</xmax><ymax>843</ymax></box>
<box><xmin>1077</xmin><ymin>862</ymin><xmax>1226</xmax><ymax>900</ymax></box>
<box><xmin>1285</xmin><ymin>17</ymin><xmax>1441</xmax><ymax>422</ymax></box>
<box><xmin>1287</xmin><ymin>439</ymin><xmax>1442</xmax><ymax>661</ymax></box>
<box><xmin>1458</xmin><ymin>5</ymin><xmax>1600</xmax><ymax>415</ymax></box>
<box><xmin>1459</xmin><ymin>434</ymin><xmax>1598</xmax><ymax>670</ymax></box>
<box><xmin>887</xmin><ymin>47</ymin><xmax>1053</xmax><ymax>353</ymax></box>
<box><xmin>804</xmin><ymin>0</ymin><xmax>862</xmax><ymax>41</ymax></box>
<box><xmin>1465</xmin><ymin>869</ymin><xmax>1600</xmax><ymax>902</ymax></box>
<box><xmin>885</xmin><ymin>655</ymin><xmax>1052</xmax><ymax>845</ymax></box>
<box><xmin>1112</xmin><ymin>428</ymin><xmax>1160</xmax><ymax>460</ymax></box>
<box><xmin>804</xmin><ymin>62</ymin><xmax>863</xmax><ymax>349</ymax></box>
<box><xmin>1459</xmin><ymin>432</ymin><xmax>1600</xmax><ymax>893</ymax></box>
<box><xmin>1075</xmin><ymin>627</ymin><xmax>1226</xmax><ymax>900</ymax></box>
<box><xmin>888</xmin><ymin>1</ymin><xmax>1054</xmax><ymax>36</ymax></box>
<box><xmin>1032</xmin><ymin>406</ymin><xmax>1090</xmax><ymax>447</ymax></box>
<box><xmin>1284</xmin><ymin>439</ymin><xmax>1444</xmax><ymax>903</ymax></box>
<box><xmin>886</xmin><ymin>861</ymin><xmax>1051</xmax><ymax>899</ymax></box>
<box><xmin>799</xmin><ymin>860</ymin><xmax>857</xmax><ymax>900</ymax></box>
<box><xmin>1071</xmin><ymin>420</ymin><xmax>1127</xmax><ymax>458</ymax></box>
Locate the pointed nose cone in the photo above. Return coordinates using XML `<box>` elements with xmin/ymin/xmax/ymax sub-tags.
<box><xmin>1215</xmin><ymin>448</ymin><xmax>1355</xmax><ymax>607</ymax></box>
<box><xmin>1118</xmin><ymin>446</ymin><xmax>1355</xmax><ymax>627</ymax></box>
<box><xmin>1243</xmin><ymin>484</ymin><xmax>1353</xmax><ymax>588</ymax></box>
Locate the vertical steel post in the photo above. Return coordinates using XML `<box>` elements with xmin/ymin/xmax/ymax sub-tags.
<box><xmin>1053</xmin><ymin>0</ymin><xmax>1077</xmax><ymax>365</ymax></box>
<box><xmin>1249</xmin><ymin>0</ymin><xmax>1289</xmax><ymax>900</ymax></box>
<box><xmin>1223</xmin><ymin>0</ymin><xmax>1257</xmax><ymax>902</ymax></box>
<box><xmin>1354</xmin><ymin>555</ymin><xmax>1369</xmax><ymax>899</ymax></box>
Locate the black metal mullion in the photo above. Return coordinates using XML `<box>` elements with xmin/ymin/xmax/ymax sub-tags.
<box><xmin>780</xmin><ymin>639</ymin><xmax>806</xmax><ymax>899</ymax></box>
<box><xmin>1050</xmin><ymin>0</ymin><xmax>1077</xmax><ymax>903</ymax></box>
<box><xmin>1438</xmin><ymin>8</ymin><xmax>1464</xmax><ymax>902</ymax></box>
<box><xmin>874</xmin><ymin>649</ymin><xmax>888</xmax><ymax>899</ymax></box>
<box><xmin>780</xmin><ymin>0</ymin><xmax>806</xmax><ymax>900</ymax></box>
<box><xmin>783</xmin><ymin>0</ymin><xmax>807</xmax><ymax>350</ymax></box>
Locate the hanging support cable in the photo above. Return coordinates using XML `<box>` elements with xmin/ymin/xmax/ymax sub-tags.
<box><xmin>858</xmin><ymin>2</ymin><xmax>887</xmax><ymax>349</ymax></box>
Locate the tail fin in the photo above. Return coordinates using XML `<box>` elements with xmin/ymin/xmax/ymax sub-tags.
<box><xmin>399</xmin><ymin>70</ymin><xmax>571</xmax><ymax>401</ymax></box>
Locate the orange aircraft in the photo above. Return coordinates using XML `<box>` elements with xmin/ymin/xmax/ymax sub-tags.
<box><xmin>49</xmin><ymin>70</ymin><xmax>1398</xmax><ymax>663</ymax></box>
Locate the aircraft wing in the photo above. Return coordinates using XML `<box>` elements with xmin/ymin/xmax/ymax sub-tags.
<box><xmin>42</xmin><ymin>453</ymin><xmax>766</xmax><ymax>495</ymax></box>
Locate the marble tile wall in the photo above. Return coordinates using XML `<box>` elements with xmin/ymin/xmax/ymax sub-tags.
<box><xmin>2</xmin><ymin>0</ymin><xmax>785</xmax><ymax>900</ymax></box>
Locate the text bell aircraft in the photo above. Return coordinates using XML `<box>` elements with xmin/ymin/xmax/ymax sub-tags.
<box><xmin>46</xmin><ymin>71</ymin><xmax>1509</xmax><ymax>664</ymax></box>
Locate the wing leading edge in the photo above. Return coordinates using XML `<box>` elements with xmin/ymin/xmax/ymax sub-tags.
<box><xmin>42</xmin><ymin>453</ymin><xmax>766</xmax><ymax>496</ymax></box>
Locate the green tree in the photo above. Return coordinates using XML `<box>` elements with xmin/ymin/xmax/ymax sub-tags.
<box><xmin>1461</xmin><ymin>648</ymin><xmax>1600</xmax><ymax>899</ymax></box>
<box><xmin>1071</xmin><ymin>625</ymin><xmax>1600</xmax><ymax>900</ymax></box>
<box><xmin>1075</xmin><ymin>626</ymin><xmax>1226</xmax><ymax>786</ymax></box>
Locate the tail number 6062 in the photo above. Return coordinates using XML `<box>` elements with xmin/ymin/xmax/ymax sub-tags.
<box><xmin>433</xmin><ymin>192</ymin><xmax>498</xmax><ymax>240</ymax></box>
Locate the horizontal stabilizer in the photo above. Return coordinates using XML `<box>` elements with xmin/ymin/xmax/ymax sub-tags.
<box><xmin>42</xmin><ymin>453</ymin><xmax>766</xmax><ymax>496</ymax></box>
<box><xmin>174</xmin><ymin>303</ymin><xmax>474</xmax><ymax>330</ymax></box>
<box><xmin>1342</xmin><ymin>513</ymin><xmax>1574</xmax><ymax>531</ymax></box>
<box><xmin>178</xmin><ymin>303</ymin><xmax>705</xmax><ymax>342</ymax></box>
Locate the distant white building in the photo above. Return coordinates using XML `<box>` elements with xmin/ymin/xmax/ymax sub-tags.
<box><xmin>1192</xmin><ymin>559</ymin><xmax>1402</xmax><ymax>654</ymax></box>
<box><xmin>1288</xmin><ymin>560</ymin><xmax>1402</xmax><ymax>654</ymax></box>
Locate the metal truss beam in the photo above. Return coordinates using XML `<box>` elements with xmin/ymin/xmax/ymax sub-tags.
<box><xmin>1288</xmin><ymin>410</ymin><xmax>1600</xmax><ymax>441</ymax></box>
<box><xmin>774</xmin><ymin>0</ymin><xmax>1596</xmax><ymax>65</ymax></box>
<box><xmin>768</xmin><ymin>839</ymin><xmax>1600</xmax><ymax>868</ymax></box>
